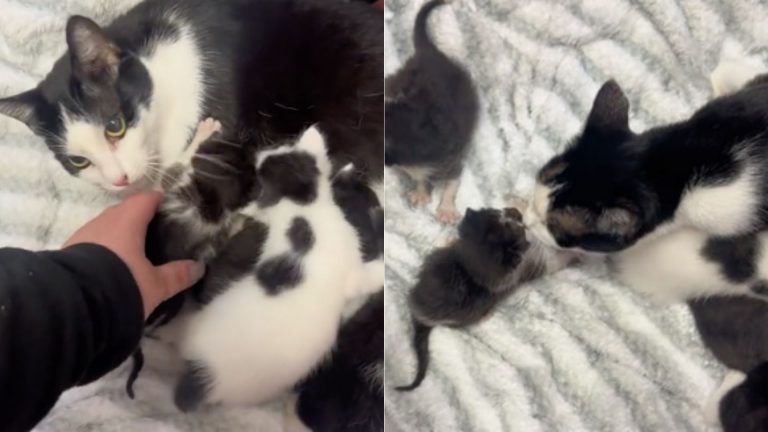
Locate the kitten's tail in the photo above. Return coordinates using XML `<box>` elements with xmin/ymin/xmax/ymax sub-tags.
<box><xmin>413</xmin><ymin>0</ymin><xmax>448</xmax><ymax>55</ymax></box>
<box><xmin>395</xmin><ymin>318</ymin><xmax>433</xmax><ymax>391</ymax></box>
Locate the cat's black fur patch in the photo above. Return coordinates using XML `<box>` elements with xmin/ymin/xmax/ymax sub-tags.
<box><xmin>296</xmin><ymin>292</ymin><xmax>384</xmax><ymax>432</ymax></box>
<box><xmin>398</xmin><ymin>207</ymin><xmax>530</xmax><ymax>391</ymax></box>
<box><xmin>690</xmin><ymin>296</ymin><xmax>768</xmax><ymax>372</ymax></box>
<box><xmin>174</xmin><ymin>360</ymin><xmax>213</xmax><ymax>412</ymax></box>
<box><xmin>257</xmin><ymin>152</ymin><xmax>319</xmax><ymax>207</ymax></box>
<box><xmin>287</xmin><ymin>217</ymin><xmax>314</xmax><ymax>254</ymax></box>
<box><xmin>256</xmin><ymin>254</ymin><xmax>303</xmax><ymax>295</ymax></box>
<box><xmin>701</xmin><ymin>235</ymin><xmax>759</xmax><ymax>283</ymax></box>
<box><xmin>0</xmin><ymin>0</ymin><xmax>383</xmax><ymax>182</ymax></box>
<box><xmin>690</xmin><ymin>296</ymin><xmax>768</xmax><ymax>431</ymax></box>
<box><xmin>719</xmin><ymin>362</ymin><xmax>768</xmax><ymax>432</ymax></box>
<box><xmin>384</xmin><ymin>0</ymin><xmax>478</xmax><ymax>183</ymax></box>
<box><xmin>537</xmin><ymin>79</ymin><xmax>768</xmax><ymax>252</ymax></box>
<box><xmin>194</xmin><ymin>219</ymin><xmax>270</xmax><ymax>304</ymax></box>
<box><xmin>332</xmin><ymin>170</ymin><xmax>383</xmax><ymax>261</ymax></box>
<box><xmin>752</xmin><ymin>281</ymin><xmax>768</xmax><ymax>296</ymax></box>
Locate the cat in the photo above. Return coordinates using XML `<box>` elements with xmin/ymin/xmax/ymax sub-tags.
<box><xmin>171</xmin><ymin>125</ymin><xmax>383</xmax><ymax>410</ymax></box>
<box><xmin>525</xmin><ymin>75</ymin><xmax>768</xmax><ymax>253</ymax></box>
<box><xmin>688</xmin><ymin>296</ymin><xmax>768</xmax><ymax>431</ymax></box>
<box><xmin>287</xmin><ymin>291</ymin><xmax>384</xmax><ymax>432</ymax></box>
<box><xmin>0</xmin><ymin>0</ymin><xmax>383</xmax><ymax>191</ymax></box>
<box><xmin>384</xmin><ymin>0</ymin><xmax>479</xmax><ymax>224</ymax></box>
<box><xmin>397</xmin><ymin>206</ymin><xmax>576</xmax><ymax>391</ymax></box>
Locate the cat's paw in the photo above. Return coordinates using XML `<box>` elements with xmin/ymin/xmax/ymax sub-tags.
<box><xmin>436</xmin><ymin>205</ymin><xmax>461</xmax><ymax>225</ymax></box>
<box><xmin>407</xmin><ymin>189</ymin><xmax>431</xmax><ymax>208</ymax></box>
<box><xmin>506</xmin><ymin>196</ymin><xmax>529</xmax><ymax>213</ymax></box>
<box><xmin>192</xmin><ymin>118</ymin><xmax>223</xmax><ymax>146</ymax></box>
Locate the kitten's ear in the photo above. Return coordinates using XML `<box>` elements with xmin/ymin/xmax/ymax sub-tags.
<box><xmin>0</xmin><ymin>89</ymin><xmax>44</xmax><ymax>130</ymax></box>
<box><xmin>586</xmin><ymin>80</ymin><xmax>630</xmax><ymax>134</ymax></box>
<box><xmin>66</xmin><ymin>16</ymin><xmax>120</xmax><ymax>85</ymax></box>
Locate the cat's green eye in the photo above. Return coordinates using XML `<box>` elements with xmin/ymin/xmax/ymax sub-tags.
<box><xmin>68</xmin><ymin>155</ymin><xmax>91</xmax><ymax>169</ymax></box>
<box><xmin>105</xmin><ymin>114</ymin><xmax>126</xmax><ymax>139</ymax></box>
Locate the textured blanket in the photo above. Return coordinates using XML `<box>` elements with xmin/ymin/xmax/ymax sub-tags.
<box><xmin>0</xmin><ymin>0</ymin><xmax>282</xmax><ymax>430</ymax></box>
<box><xmin>384</xmin><ymin>1</ymin><xmax>768</xmax><ymax>431</ymax></box>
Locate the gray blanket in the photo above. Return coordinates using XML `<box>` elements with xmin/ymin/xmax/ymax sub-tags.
<box><xmin>384</xmin><ymin>0</ymin><xmax>768</xmax><ymax>431</ymax></box>
<box><xmin>0</xmin><ymin>0</ymin><xmax>282</xmax><ymax>430</ymax></box>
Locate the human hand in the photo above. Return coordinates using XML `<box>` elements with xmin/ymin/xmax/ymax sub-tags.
<box><xmin>64</xmin><ymin>192</ymin><xmax>205</xmax><ymax>318</ymax></box>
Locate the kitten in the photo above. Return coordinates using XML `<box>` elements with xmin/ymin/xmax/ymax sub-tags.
<box><xmin>397</xmin><ymin>207</ymin><xmax>574</xmax><ymax>390</ymax></box>
<box><xmin>525</xmin><ymin>76</ymin><xmax>768</xmax><ymax>253</ymax></box>
<box><xmin>287</xmin><ymin>292</ymin><xmax>384</xmax><ymax>432</ymax></box>
<box><xmin>689</xmin><ymin>296</ymin><xmax>768</xmax><ymax>431</ymax></box>
<box><xmin>173</xmin><ymin>126</ymin><xmax>383</xmax><ymax>410</ymax></box>
<box><xmin>0</xmin><ymin>0</ymin><xmax>383</xmax><ymax>191</ymax></box>
<box><xmin>385</xmin><ymin>0</ymin><xmax>479</xmax><ymax>224</ymax></box>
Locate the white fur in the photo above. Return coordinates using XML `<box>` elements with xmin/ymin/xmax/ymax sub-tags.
<box><xmin>180</xmin><ymin>126</ymin><xmax>383</xmax><ymax>406</ymax></box>
<box><xmin>710</xmin><ymin>59</ymin><xmax>765</xmax><ymax>97</ymax></box>
<box><xmin>64</xmin><ymin>20</ymin><xmax>204</xmax><ymax>190</ymax></box>
<box><xmin>704</xmin><ymin>369</ymin><xmax>746</xmax><ymax>425</ymax></box>
<box><xmin>524</xmin><ymin>183</ymin><xmax>560</xmax><ymax>249</ymax></box>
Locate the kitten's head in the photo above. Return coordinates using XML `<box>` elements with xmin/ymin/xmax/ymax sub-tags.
<box><xmin>458</xmin><ymin>207</ymin><xmax>530</xmax><ymax>270</ymax></box>
<box><xmin>0</xmin><ymin>16</ymin><xmax>155</xmax><ymax>191</ymax></box>
<box><xmin>255</xmin><ymin>126</ymin><xmax>330</xmax><ymax>207</ymax></box>
<box><xmin>526</xmin><ymin>80</ymin><xmax>658</xmax><ymax>252</ymax></box>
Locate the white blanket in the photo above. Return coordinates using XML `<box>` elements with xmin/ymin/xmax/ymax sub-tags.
<box><xmin>0</xmin><ymin>0</ymin><xmax>283</xmax><ymax>429</ymax></box>
<box><xmin>384</xmin><ymin>0</ymin><xmax>768</xmax><ymax>431</ymax></box>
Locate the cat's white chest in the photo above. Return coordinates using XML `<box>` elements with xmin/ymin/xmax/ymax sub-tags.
<box><xmin>141</xmin><ymin>24</ymin><xmax>205</xmax><ymax>165</ymax></box>
<box><xmin>674</xmin><ymin>162</ymin><xmax>761</xmax><ymax>236</ymax></box>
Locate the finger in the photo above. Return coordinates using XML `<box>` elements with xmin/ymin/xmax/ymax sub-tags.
<box><xmin>118</xmin><ymin>191</ymin><xmax>164</xmax><ymax>235</ymax></box>
<box><xmin>155</xmin><ymin>260</ymin><xmax>206</xmax><ymax>299</ymax></box>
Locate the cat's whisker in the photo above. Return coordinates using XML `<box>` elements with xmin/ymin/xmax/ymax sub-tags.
<box><xmin>193</xmin><ymin>153</ymin><xmax>239</xmax><ymax>172</ymax></box>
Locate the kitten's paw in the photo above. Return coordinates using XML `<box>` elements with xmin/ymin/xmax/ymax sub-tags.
<box><xmin>407</xmin><ymin>189</ymin><xmax>431</xmax><ymax>208</ymax></box>
<box><xmin>436</xmin><ymin>206</ymin><xmax>461</xmax><ymax>225</ymax></box>
<box><xmin>194</xmin><ymin>118</ymin><xmax>223</xmax><ymax>143</ymax></box>
<box><xmin>710</xmin><ymin>60</ymin><xmax>764</xmax><ymax>97</ymax></box>
<box><xmin>506</xmin><ymin>196</ymin><xmax>529</xmax><ymax>213</ymax></box>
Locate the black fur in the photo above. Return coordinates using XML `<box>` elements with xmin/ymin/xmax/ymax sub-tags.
<box><xmin>719</xmin><ymin>363</ymin><xmax>768</xmax><ymax>432</ymax></box>
<box><xmin>257</xmin><ymin>152</ymin><xmax>319</xmax><ymax>207</ymax></box>
<box><xmin>332</xmin><ymin>170</ymin><xmax>383</xmax><ymax>262</ymax></box>
<box><xmin>287</xmin><ymin>216</ymin><xmax>315</xmax><ymax>254</ymax></box>
<box><xmin>174</xmin><ymin>360</ymin><xmax>213</xmax><ymax>412</ymax></box>
<box><xmin>537</xmin><ymin>79</ymin><xmax>768</xmax><ymax>252</ymax></box>
<box><xmin>0</xmin><ymin>0</ymin><xmax>383</xmax><ymax>182</ymax></box>
<box><xmin>384</xmin><ymin>0</ymin><xmax>478</xmax><ymax>182</ymax></box>
<box><xmin>296</xmin><ymin>292</ymin><xmax>384</xmax><ymax>432</ymax></box>
<box><xmin>701</xmin><ymin>235</ymin><xmax>759</xmax><ymax>283</ymax></box>
<box><xmin>398</xmin><ymin>207</ymin><xmax>530</xmax><ymax>391</ymax></box>
<box><xmin>752</xmin><ymin>281</ymin><xmax>768</xmax><ymax>296</ymax></box>
<box><xmin>689</xmin><ymin>291</ymin><xmax>768</xmax><ymax>431</ymax></box>
<box><xmin>256</xmin><ymin>255</ymin><xmax>303</xmax><ymax>295</ymax></box>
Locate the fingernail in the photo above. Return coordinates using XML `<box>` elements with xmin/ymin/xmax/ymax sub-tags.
<box><xmin>190</xmin><ymin>261</ymin><xmax>206</xmax><ymax>283</ymax></box>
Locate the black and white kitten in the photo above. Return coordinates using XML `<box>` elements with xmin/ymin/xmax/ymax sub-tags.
<box><xmin>397</xmin><ymin>207</ymin><xmax>575</xmax><ymax>390</ymax></box>
<box><xmin>689</xmin><ymin>296</ymin><xmax>768</xmax><ymax>431</ymax></box>
<box><xmin>385</xmin><ymin>0</ymin><xmax>479</xmax><ymax>224</ymax></box>
<box><xmin>0</xmin><ymin>0</ymin><xmax>383</xmax><ymax>191</ymax></box>
<box><xmin>172</xmin><ymin>126</ymin><xmax>383</xmax><ymax>410</ymax></box>
<box><xmin>524</xmin><ymin>63</ymin><xmax>768</xmax><ymax>301</ymax></box>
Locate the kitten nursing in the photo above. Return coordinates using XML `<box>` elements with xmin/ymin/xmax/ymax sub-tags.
<box><xmin>143</xmin><ymin>123</ymin><xmax>383</xmax><ymax>411</ymax></box>
<box><xmin>385</xmin><ymin>0</ymin><xmax>479</xmax><ymax>224</ymax></box>
<box><xmin>398</xmin><ymin>207</ymin><xmax>575</xmax><ymax>390</ymax></box>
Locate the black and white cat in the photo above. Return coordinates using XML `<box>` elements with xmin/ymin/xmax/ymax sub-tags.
<box><xmin>0</xmin><ymin>0</ymin><xmax>383</xmax><ymax>191</ymax></box>
<box><xmin>524</xmin><ymin>62</ymin><xmax>768</xmax><ymax>302</ymax></box>
<box><xmin>171</xmin><ymin>125</ymin><xmax>384</xmax><ymax>410</ymax></box>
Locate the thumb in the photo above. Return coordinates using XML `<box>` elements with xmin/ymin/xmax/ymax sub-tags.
<box><xmin>156</xmin><ymin>260</ymin><xmax>206</xmax><ymax>299</ymax></box>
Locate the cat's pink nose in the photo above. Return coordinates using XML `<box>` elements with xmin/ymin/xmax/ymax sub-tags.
<box><xmin>113</xmin><ymin>175</ymin><xmax>129</xmax><ymax>187</ymax></box>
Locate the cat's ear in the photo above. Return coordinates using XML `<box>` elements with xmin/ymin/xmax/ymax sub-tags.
<box><xmin>586</xmin><ymin>80</ymin><xmax>630</xmax><ymax>134</ymax></box>
<box><xmin>66</xmin><ymin>16</ymin><xmax>120</xmax><ymax>86</ymax></box>
<box><xmin>0</xmin><ymin>89</ymin><xmax>44</xmax><ymax>130</ymax></box>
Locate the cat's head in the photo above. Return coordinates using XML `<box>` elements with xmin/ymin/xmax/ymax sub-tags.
<box><xmin>525</xmin><ymin>80</ymin><xmax>658</xmax><ymax>253</ymax></box>
<box><xmin>0</xmin><ymin>16</ymin><xmax>154</xmax><ymax>191</ymax></box>
<box><xmin>458</xmin><ymin>207</ymin><xmax>530</xmax><ymax>270</ymax></box>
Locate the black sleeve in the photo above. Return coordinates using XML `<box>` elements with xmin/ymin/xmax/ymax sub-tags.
<box><xmin>0</xmin><ymin>244</ymin><xmax>144</xmax><ymax>432</ymax></box>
